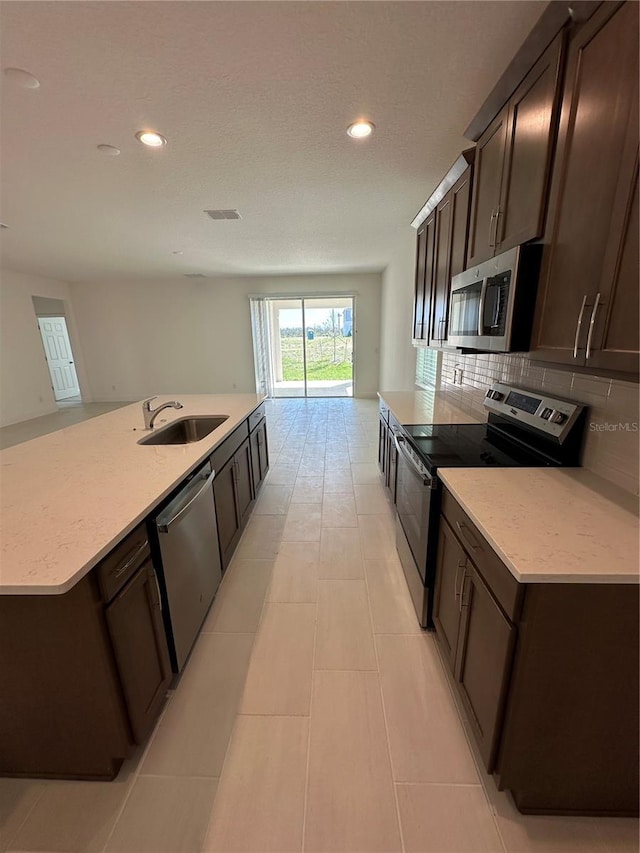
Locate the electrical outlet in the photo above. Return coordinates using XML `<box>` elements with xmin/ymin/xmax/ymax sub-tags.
<box><xmin>453</xmin><ymin>366</ymin><xmax>464</xmax><ymax>386</ymax></box>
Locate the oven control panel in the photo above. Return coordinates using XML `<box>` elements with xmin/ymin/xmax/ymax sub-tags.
<box><xmin>483</xmin><ymin>382</ymin><xmax>584</xmax><ymax>442</ymax></box>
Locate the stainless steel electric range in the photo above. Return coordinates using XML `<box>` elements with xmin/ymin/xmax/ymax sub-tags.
<box><xmin>394</xmin><ymin>382</ymin><xmax>586</xmax><ymax>628</ymax></box>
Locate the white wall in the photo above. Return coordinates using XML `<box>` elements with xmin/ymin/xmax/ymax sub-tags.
<box><xmin>379</xmin><ymin>227</ymin><xmax>417</xmax><ymax>390</ymax></box>
<box><xmin>69</xmin><ymin>272</ymin><xmax>382</xmax><ymax>400</ymax></box>
<box><xmin>0</xmin><ymin>268</ymin><xmax>89</xmax><ymax>426</ymax></box>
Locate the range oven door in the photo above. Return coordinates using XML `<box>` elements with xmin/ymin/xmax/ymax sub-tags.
<box><xmin>393</xmin><ymin>432</ymin><xmax>437</xmax><ymax>627</ymax></box>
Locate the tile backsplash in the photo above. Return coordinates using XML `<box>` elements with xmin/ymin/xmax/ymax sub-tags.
<box><xmin>420</xmin><ymin>349</ymin><xmax>639</xmax><ymax>496</ymax></box>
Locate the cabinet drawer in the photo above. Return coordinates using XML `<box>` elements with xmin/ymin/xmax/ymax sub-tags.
<box><xmin>210</xmin><ymin>420</ymin><xmax>249</xmax><ymax>472</ymax></box>
<box><xmin>441</xmin><ymin>489</ymin><xmax>522</xmax><ymax>621</ymax></box>
<box><xmin>248</xmin><ymin>403</ymin><xmax>266</xmax><ymax>434</ymax></box>
<box><xmin>95</xmin><ymin>524</ymin><xmax>150</xmax><ymax>603</ymax></box>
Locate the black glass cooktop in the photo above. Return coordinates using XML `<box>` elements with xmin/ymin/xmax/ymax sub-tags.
<box><xmin>402</xmin><ymin>422</ymin><xmax>552</xmax><ymax>472</ymax></box>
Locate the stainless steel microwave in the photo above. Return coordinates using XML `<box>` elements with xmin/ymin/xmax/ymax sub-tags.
<box><xmin>447</xmin><ymin>244</ymin><xmax>542</xmax><ymax>352</ymax></box>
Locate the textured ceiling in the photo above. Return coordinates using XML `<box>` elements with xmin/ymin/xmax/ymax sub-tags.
<box><xmin>0</xmin><ymin>1</ymin><xmax>546</xmax><ymax>282</ymax></box>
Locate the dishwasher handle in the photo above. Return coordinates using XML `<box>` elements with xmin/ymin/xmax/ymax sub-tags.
<box><xmin>157</xmin><ymin>467</ymin><xmax>216</xmax><ymax>533</ymax></box>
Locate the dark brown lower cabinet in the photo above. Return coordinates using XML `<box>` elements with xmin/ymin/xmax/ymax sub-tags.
<box><xmin>105</xmin><ymin>558</ymin><xmax>171</xmax><ymax>744</ymax></box>
<box><xmin>0</xmin><ymin>538</ymin><xmax>172</xmax><ymax>780</ymax></box>
<box><xmin>456</xmin><ymin>562</ymin><xmax>515</xmax><ymax>772</ymax></box>
<box><xmin>214</xmin><ymin>437</ymin><xmax>254</xmax><ymax>571</ymax></box>
<box><xmin>250</xmin><ymin>417</ymin><xmax>269</xmax><ymax>494</ymax></box>
<box><xmin>433</xmin><ymin>488</ymin><xmax>639</xmax><ymax>816</ymax></box>
<box><xmin>433</xmin><ymin>519</ymin><xmax>515</xmax><ymax>770</ymax></box>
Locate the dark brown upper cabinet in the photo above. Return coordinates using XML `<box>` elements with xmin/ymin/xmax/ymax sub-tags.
<box><xmin>412</xmin><ymin>210</ymin><xmax>436</xmax><ymax>342</ymax></box>
<box><xmin>531</xmin><ymin>1</ymin><xmax>639</xmax><ymax>376</ymax></box>
<box><xmin>412</xmin><ymin>151</ymin><xmax>473</xmax><ymax>346</ymax></box>
<box><xmin>467</xmin><ymin>32</ymin><xmax>564</xmax><ymax>267</ymax></box>
<box><xmin>430</xmin><ymin>168</ymin><xmax>472</xmax><ymax>345</ymax></box>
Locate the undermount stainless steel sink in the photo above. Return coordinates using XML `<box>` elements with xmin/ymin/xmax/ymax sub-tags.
<box><xmin>137</xmin><ymin>416</ymin><xmax>229</xmax><ymax>445</ymax></box>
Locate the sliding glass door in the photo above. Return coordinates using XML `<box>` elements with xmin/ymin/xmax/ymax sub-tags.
<box><xmin>250</xmin><ymin>296</ymin><xmax>354</xmax><ymax>398</ymax></box>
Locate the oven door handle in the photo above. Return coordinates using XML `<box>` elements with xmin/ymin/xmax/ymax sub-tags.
<box><xmin>393</xmin><ymin>433</ymin><xmax>435</xmax><ymax>489</ymax></box>
<box><xmin>477</xmin><ymin>278</ymin><xmax>488</xmax><ymax>336</ymax></box>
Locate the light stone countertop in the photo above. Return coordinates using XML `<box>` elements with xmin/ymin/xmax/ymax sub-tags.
<box><xmin>439</xmin><ymin>467</ymin><xmax>639</xmax><ymax>584</ymax></box>
<box><xmin>378</xmin><ymin>389</ymin><xmax>483</xmax><ymax>425</ymax></box>
<box><xmin>0</xmin><ymin>394</ymin><xmax>265</xmax><ymax>595</ymax></box>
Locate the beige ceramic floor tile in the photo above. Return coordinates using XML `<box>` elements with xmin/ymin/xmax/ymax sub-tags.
<box><xmin>304</xmin><ymin>671</ymin><xmax>402</xmax><ymax>852</ymax></box>
<box><xmin>291</xmin><ymin>477</ymin><xmax>324</xmax><ymax>504</ymax></box>
<box><xmin>0</xmin><ymin>779</ymin><xmax>45</xmax><ymax>853</ymax></box>
<box><xmin>240</xmin><ymin>603</ymin><xmax>315</xmax><ymax>715</ymax></box>
<box><xmin>358</xmin><ymin>513</ymin><xmax>398</xmax><ymax>559</ymax></box>
<box><xmin>349</xmin><ymin>445</ymin><xmax>379</xmax><ymax>464</ymax></box>
<box><xmin>318</xmin><ymin>528</ymin><xmax>363</xmax><ymax>579</ymax></box>
<box><xmin>267</xmin><ymin>542</ymin><xmax>320</xmax><ymax>603</ymax></box>
<box><xmin>10</xmin><ymin>761</ymin><xmax>137</xmax><ymax>853</ymax></box>
<box><xmin>323</xmin><ymin>474</ymin><xmax>354</xmax><ymax>494</ymax></box>
<box><xmin>266</xmin><ymin>464</ymin><xmax>300</xmax><ymax>485</ymax></box>
<box><xmin>396</xmin><ymin>783</ymin><xmax>503</xmax><ymax>853</ymax></box>
<box><xmin>203</xmin><ymin>558</ymin><xmax>273</xmax><ymax>632</ymax></box>
<box><xmin>315</xmin><ymin>580</ymin><xmax>376</xmax><ymax>670</ymax></box>
<box><xmin>282</xmin><ymin>506</ymin><xmax>322</xmax><ymax>542</ymax></box>
<box><xmin>204</xmin><ymin>715</ymin><xmax>308</xmax><ymax>853</ymax></box>
<box><xmin>351</xmin><ymin>461</ymin><xmax>383</xmax><ymax>483</ymax></box>
<box><xmin>376</xmin><ymin>635</ymin><xmax>479</xmax><ymax>783</ymax></box>
<box><xmin>253</xmin><ymin>483</ymin><xmax>292</xmax><ymax>515</ymax></box>
<box><xmin>141</xmin><ymin>632</ymin><xmax>254</xmax><ymax>777</ymax></box>
<box><xmin>105</xmin><ymin>776</ymin><xmax>218</xmax><ymax>853</ymax></box>
<box><xmin>354</xmin><ymin>483</ymin><xmax>393</xmax><ymax>514</ymax></box>
<box><xmin>234</xmin><ymin>515</ymin><xmax>285</xmax><ymax>559</ymax></box>
<box><xmin>365</xmin><ymin>558</ymin><xmax>423</xmax><ymax>634</ymax></box>
<box><xmin>321</xmin><ymin>493</ymin><xmax>358</xmax><ymax>527</ymax></box>
<box><xmin>297</xmin><ymin>460</ymin><xmax>326</xmax><ymax>478</ymax></box>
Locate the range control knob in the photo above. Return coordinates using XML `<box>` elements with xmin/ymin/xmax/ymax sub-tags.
<box><xmin>549</xmin><ymin>410</ymin><xmax>567</xmax><ymax>425</ymax></box>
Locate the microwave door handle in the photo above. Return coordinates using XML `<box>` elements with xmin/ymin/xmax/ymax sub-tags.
<box><xmin>491</xmin><ymin>281</ymin><xmax>502</xmax><ymax>329</ymax></box>
<box><xmin>477</xmin><ymin>279</ymin><xmax>488</xmax><ymax>336</ymax></box>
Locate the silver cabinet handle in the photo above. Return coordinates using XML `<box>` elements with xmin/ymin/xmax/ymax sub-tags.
<box><xmin>113</xmin><ymin>539</ymin><xmax>149</xmax><ymax>579</ymax></box>
<box><xmin>455</xmin><ymin>520</ymin><xmax>482</xmax><ymax>552</ymax></box>
<box><xmin>494</xmin><ymin>206</ymin><xmax>503</xmax><ymax>247</ymax></box>
<box><xmin>488</xmin><ymin>209</ymin><xmax>498</xmax><ymax>249</ymax></box>
<box><xmin>459</xmin><ymin>574</ymin><xmax>471</xmax><ymax>611</ymax></box>
<box><xmin>585</xmin><ymin>292</ymin><xmax>601</xmax><ymax>360</ymax></box>
<box><xmin>573</xmin><ymin>294</ymin><xmax>588</xmax><ymax>358</ymax></box>
<box><xmin>454</xmin><ymin>560</ymin><xmax>466</xmax><ymax>602</ymax></box>
<box><xmin>152</xmin><ymin>568</ymin><xmax>162</xmax><ymax>612</ymax></box>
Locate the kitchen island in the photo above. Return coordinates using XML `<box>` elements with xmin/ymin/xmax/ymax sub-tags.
<box><xmin>0</xmin><ymin>394</ymin><xmax>266</xmax><ymax>780</ymax></box>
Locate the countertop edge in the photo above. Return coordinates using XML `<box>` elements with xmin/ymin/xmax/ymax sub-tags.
<box><xmin>439</xmin><ymin>471</ymin><xmax>640</xmax><ymax>585</ymax></box>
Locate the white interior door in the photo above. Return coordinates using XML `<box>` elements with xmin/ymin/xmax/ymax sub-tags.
<box><xmin>38</xmin><ymin>316</ymin><xmax>80</xmax><ymax>401</ymax></box>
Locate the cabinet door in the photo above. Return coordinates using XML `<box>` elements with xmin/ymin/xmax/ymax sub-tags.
<box><xmin>431</xmin><ymin>168</ymin><xmax>472</xmax><ymax>345</ymax></box>
<box><xmin>413</xmin><ymin>212</ymin><xmax>436</xmax><ymax>341</ymax></box>
<box><xmin>531</xmin><ymin>1</ymin><xmax>639</xmax><ymax>368</ymax></box>
<box><xmin>467</xmin><ymin>106</ymin><xmax>508</xmax><ymax>267</ymax></box>
<box><xmin>105</xmin><ymin>560</ymin><xmax>171</xmax><ymax>744</ymax></box>
<box><xmin>433</xmin><ymin>519</ymin><xmax>467</xmax><ymax>675</ymax></box>
<box><xmin>250</xmin><ymin>419</ymin><xmax>269</xmax><ymax>494</ymax></box>
<box><xmin>234</xmin><ymin>438</ymin><xmax>254</xmax><ymax>530</ymax></box>
<box><xmin>456</xmin><ymin>562</ymin><xmax>515</xmax><ymax>772</ymax></box>
<box><xmin>497</xmin><ymin>32</ymin><xmax>564</xmax><ymax>253</ymax></box>
<box><xmin>214</xmin><ymin>458</ymin><xmax>240</xmax><ymax>570</ymax></box>
<box><xmin>431</xmin><ymin>192</ymin><xmax>453</xmax><ymax>344</ymax></box>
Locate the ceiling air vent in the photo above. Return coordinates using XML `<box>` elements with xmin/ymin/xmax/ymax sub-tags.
<box><xmin>184</xmin><ymin>273</ymin><xmax>207</xmax><ymax>278</ymax></box>
<box><xmin>204</xmin><ymin>209</ymin><xmax>242</xmax><ymax>220</ymax></box>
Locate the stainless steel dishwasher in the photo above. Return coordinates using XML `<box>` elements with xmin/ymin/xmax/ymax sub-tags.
<box><xmin>153</xmin><ymin>461</ymin><xmax>222</xmax><ymax>672</ymax></box>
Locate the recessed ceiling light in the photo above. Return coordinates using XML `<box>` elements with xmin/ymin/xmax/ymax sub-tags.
<box><xmin>172</xmin><ymin>250</ymin><xmax>184</xmax><ymax>255</ymax></box>
<box><xmin>347</xmin><ymin>120</ymin><xmax>375</xmax><ymax>139</ymax></box>
<box><xmin>96</xmin><ymin>144</ymin><xmax>121</xmax><ymax>156</ymax></box>
<box><xmin>135</xmin><ymin>130</ymin><xmax>167</xmax><ymax>148</ymax></box>
<box><xmin>3</xmin><ymin>67</ymin><xmax>40</xmax><ymax>89</ymax></box>
<box><xmin>0</xmin><ymin>223</ymin><xmax>8</xmax><ymax>229</ymax></box>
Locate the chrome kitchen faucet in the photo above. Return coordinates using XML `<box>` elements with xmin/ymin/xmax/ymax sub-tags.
<box><xmin>142</xmin><ymin>396</ymin><xmax>184</xmax><ymax>430</ymax></box>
